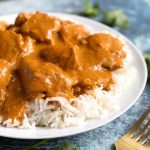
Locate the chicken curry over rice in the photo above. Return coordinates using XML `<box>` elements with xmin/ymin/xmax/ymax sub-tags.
<box><xmin>0</xmin><ymin>12</ymin><xmax>126</xmax><ymax>122</ymax></box>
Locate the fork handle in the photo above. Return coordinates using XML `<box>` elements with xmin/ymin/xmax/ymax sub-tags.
<box><xmin>115</xmin><ymin>135</ymin><xmax>149</xmax><ymax>150</ymax></box>
<box><xmin>115</xmin><ymin>139</ymin><xmax>137</xmax><ymax>150</ymax></box>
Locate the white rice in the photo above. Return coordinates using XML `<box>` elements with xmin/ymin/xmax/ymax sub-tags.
<box><xmin>0</xmin><ymin>32</ymin><xmax>137</xmax><ymax>128</ymax></box>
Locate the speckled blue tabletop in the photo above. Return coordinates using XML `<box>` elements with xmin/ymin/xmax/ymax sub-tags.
<box><xmin>0</xmin><ymin>0</ymin><xmax>149</xmax><ymax>149</ymax></box>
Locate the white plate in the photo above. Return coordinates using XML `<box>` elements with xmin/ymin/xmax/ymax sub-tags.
<box><xmin>0</xmin><ymin>13</ymin><xmax>147</xmax><ymax>139</ymax></box>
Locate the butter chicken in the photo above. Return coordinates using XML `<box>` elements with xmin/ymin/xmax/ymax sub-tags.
<box><xmin>0</xmin><ymin>12</ymin><xmax>126</xmax><ymax>122</ymax></box>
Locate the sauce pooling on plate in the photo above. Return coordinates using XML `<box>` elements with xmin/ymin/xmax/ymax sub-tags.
<box><xmin>0</xmin><ymin>12</ymin><xmax>126</xmax><ymax>122</ymax></box>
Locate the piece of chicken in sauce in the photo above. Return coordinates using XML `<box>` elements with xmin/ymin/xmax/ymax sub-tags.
<box><xmin>18</xmin><ymin>56</ymin><xmax>77</xmax><ymax>99</ymax></box>
<box><xmin>15</xmin><ymin>12</ymin><xmax>33</xmax><ymax>26</ymax></box>
<box><xmin>88</xmin><ymin>33</ymin><xmax>126</xmax><ymax>70</ymax></box>
<box><xmin>0</xmin><ymin>30</ymin><xmax>35</xmax><ymax>69</ymax></box>
<box><xmin>40</xmin><ymin>33</ymin><xmax>72</xmax><ymax>68</ymax></box>
<box><xmin>60</xmin><ymin>21</ymin><xmax>90</xmax><ymax>45</ymax></box>
<box><xmin>20</xmin><ymin>12</ymin><xmax>61</xmax><ymax>42</ymax></box>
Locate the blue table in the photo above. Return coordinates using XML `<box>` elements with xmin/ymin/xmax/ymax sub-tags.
<box><xmin>0</xmin><ymin>0</ymin><xmax>149</xmax><ymax>149</ymax></box>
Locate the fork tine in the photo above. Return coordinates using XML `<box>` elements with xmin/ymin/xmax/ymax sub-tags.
<box><xmin>140</xmin><ymin>130</ymin><xmax>150</xmax><ymax>145</ymax></box>
<box><xmin>128</xmin><ymin>108</ymin><xmax>150</xmax><ymax>137</ymax></box>
<box><xmin>135</xmin><ymin>120</ymin><xmax>150</xmax><ymax>142</ymax></box>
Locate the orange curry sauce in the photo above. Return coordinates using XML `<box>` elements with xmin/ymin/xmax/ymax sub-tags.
<box><xmin>0</xmin><ymin>12</ymin><xmax>126</xmax><ymax>123</ymax></box>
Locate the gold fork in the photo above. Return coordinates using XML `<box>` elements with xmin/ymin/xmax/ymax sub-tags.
<box><xmin>115</xmin><ymin>108</ymin><xmax>150</xmax><ymax>150</ymax></box>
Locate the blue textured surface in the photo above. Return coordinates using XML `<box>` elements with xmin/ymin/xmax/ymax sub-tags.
<box><xmin>0</xmin><ymin>0</ymin><xmax>149</xmax><ymax>149</ymax></box>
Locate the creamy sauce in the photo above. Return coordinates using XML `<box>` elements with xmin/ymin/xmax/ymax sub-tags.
<box><xmin>0</xmin><ymin>12</ymin><xmax>126</xmax><ymax>122</ymax></box>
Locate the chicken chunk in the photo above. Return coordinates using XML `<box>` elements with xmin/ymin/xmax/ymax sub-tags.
<box><xmin>66</xmin><ymin>45</ymin><xmax>100</xmax><ymax>70</ymax></box>
<box><xmin>72</xmin><ymin>69</ymin><xmax>114</xmax><ymax>95</ymax></box>
<box><xmin>7</xmin><ymin>13</ymin><xmax>33</xmax><ymax>33</ymax></box>
<box><xmin>0</xmin><ymin>30</ymin><xmax>35</xmax><ymax>68</ymax></box>
<box><xmin>18</xmin><ymin>56</ymin><xmax>77</xmax><ymax>99</ymax></box>
<box><xmin>88</xmin><ymin>33</ymin><xmax>126</xmax><ymax>70</ymax></box>
<box><xmin>20</xmin><ymin>12</ymin><xmax>61</xmax><ymax>42</ymax></box>
<box><xmin>15</xmin><ymin>12</ymin><xmax>33</xmax><ymax>26</ymax></box>
<box><xmin>66</xmin><ymin>46</ymin><xmax>114</xmax><ymax>93</ymax></box>
<box><xmin>60</xmin><ymin>21</ymin><xmax>89</xmax><ymax>45</ymax></box>
<box><xmin>40</xmin><ymin>33</ymin><xmax>72</xmax><ymax>68</ymax></box>
<box><xmin>0</xmin><ymin>31</ymin><xmax>23</xmax><ymax>63</ymax></box>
